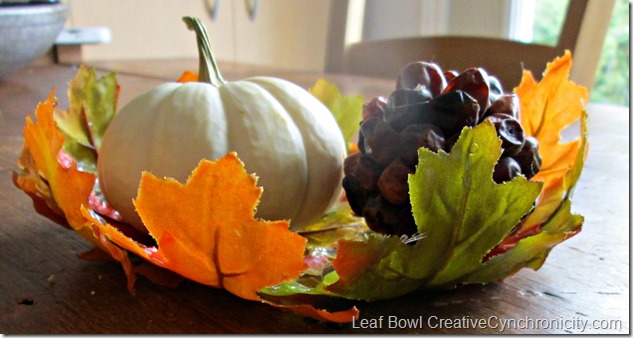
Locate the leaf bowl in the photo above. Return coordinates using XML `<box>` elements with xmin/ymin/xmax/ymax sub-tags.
<box><xmin>13</xmin><ymin>52</ymin><xmax>588</xmax><ymax>323</ymax></box>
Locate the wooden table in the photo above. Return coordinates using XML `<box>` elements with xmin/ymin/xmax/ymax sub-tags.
<box><xmin>0</xmin><ymin>61</ymin><xmax>629</xmax><ymax>334</ymax></box>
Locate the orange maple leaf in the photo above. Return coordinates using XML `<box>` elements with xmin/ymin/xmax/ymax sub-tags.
<box><xmin>16</xmin><ymin>90</ymin><xmax>99</xmax><ymax>246</ymax></box>
<box><xmin>83</xmin><ymin>152</ymin><xmax>308</xmax><ymax>301</ymax></box>
<box><xmin>515</xmin><ymin>50</ymin><xmax>588</xmax><ymax>192</ymax></box>
<box><xmin>508</xmin><ymin>51</ymin><xmax>589</xmax><ymax>236</ymax></box>
<box><xmin>177</xmin><ymin>70</ymin><xmax>198</xmax><ymax>83</ymax></box>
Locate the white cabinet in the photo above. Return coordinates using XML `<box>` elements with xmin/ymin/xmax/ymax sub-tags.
<box><xmin>63</xmin><ymin>0</ymin><xmax>330</xmax><ymax>71</ymax></box>
<box><xmin>231</xmin><ymin>0</ymin><xmax>330</xmax><ymax>71</ymax></box>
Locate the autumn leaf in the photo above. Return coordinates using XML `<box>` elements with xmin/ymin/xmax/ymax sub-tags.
<box><xmin>322</xmin><ymin>122</ymin><xmax>542</xmax><ymax>298</ymax></box>
<box><xmin>259</xmin><ymin>272</ymin><xmax>361</xmax><ymax>322</ymax></box>
<box><xmin>463</xmin><ymin>199</ymin><xmax>582</xmax><ymax>284</ymax></box>
<box><xmin>411</xmin><ymin>121</ymin><xmax>543</xmax><ymax>288</ymax></box>
<box><xmin>487</xmin><ymin>113</ymin><xmax>586</xmax><ymax>261</ymax></box>
<box><xmin>53</xmin><ymin>65</ymin><xmax>119</xmax><ymax>173</ymax></box>
<box><xmin>177</xmin><ymin>70</ymin><xmax>199</xmax><ymax>83</ymax></box>
<box><xmin>299</xmin><ymin>201</ymin><xmax>370</xmax><ymax>256</ymax></box>
<box><xmin>82</xmin><ymin>152</ymin><xmax>308</xmax><ymax>301</ymax></box>
<box><xmin>309</xmin><ymin>78</ymin><xmax>364</xmax><ymax>145</ymax></box>
<box><xmin>15</xmin><ymin>90</ymin><xmax>100</xmax><ymax>247</ymax></box>
<box><xmin>327</xmin><ymin>234</ymin><xmax>428</xmax><ymax>300</ymax></box>
<box><xmin>505</xmin><ymin>51</ymin><xmax>589</xmax><ymax>239</ymax></box>
<box><xmin>515</xmin><ymin>50</ymin><xmax>588</xmax><ymax>192</ymax></box>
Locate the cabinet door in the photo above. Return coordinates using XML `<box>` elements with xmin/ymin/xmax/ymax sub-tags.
<box><xmin>232</xmin><ymin>0</ymin><xmax>331</xmax><ymax>71</ymax></box>
<box><xmin>67</xmin><ymin>0</ymin><xmax>235</xmax><ymax>62</ymax></box>
<box><xmin>64</xmin><ymin>0</ymin><xmax>330</xmax><ymax>71</ymax></box>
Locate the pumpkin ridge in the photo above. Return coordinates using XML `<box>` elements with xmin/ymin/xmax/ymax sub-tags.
<box><xmin>247</xmin><ymin>77</ymin><xmax>346</xmax><ymax>228</ymax></box>
<box><xmin>243</xmin><ymin>79</ymin><xmax>309</xmax><ymax>224</ymax></box>
<box><xmin>220</xmin><ymin>80</ymin><xmax>307</xmax><ymax>224</ymax></box>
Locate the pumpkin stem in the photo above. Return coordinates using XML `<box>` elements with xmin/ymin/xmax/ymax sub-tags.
<box><xmin>183</xmin><ymin>16</ymin><xmax>225</xmax><ymax>86</ymax></box>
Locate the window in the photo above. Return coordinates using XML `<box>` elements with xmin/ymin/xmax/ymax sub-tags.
<box><xmin>587</xmin><ymin>0</ymin><xmax>629</xmax><ymax>106</ymax></box>
<box><xmin>514</xmin><ymin>0</ymin><xmax>629</xmax><ymax>106</ymax></box>
<box><xmin>362</xmin><ymin>0</ymin><xmax>628</xmax><ymax>106</ymax></box>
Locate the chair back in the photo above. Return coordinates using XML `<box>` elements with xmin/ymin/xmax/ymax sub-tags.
<box><xmin>326</xmin><ymin>0</ymin><xmax>614</xmax><ymax>90</ymax></box>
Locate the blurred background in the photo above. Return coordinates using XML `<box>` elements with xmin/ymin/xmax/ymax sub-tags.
<box><xmin>4</xmin><ymin>0</ymin><xmax>629</xmax><ymax>106</ymax></box>
<box><xmin>360</xmin><ymin>0</ymin><xmax>628</xmax><ymax>106</ymax></box>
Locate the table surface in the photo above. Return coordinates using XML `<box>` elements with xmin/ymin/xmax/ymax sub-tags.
<box><xmin>0</xmin><ymin>60</ymin><xmax>629</xmax><ymax>334</ymax></box>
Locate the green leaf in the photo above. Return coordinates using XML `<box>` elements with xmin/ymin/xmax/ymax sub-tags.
<box><xmin>323</xmin><ymin>122</ymin><xmax>542</xmax><ymax>299</ymax></box>
<box><xmin>462</xmin><ymin>199</ymin><xmax>582</xmax><ymax>284</ymax></box>
<box><xmin>309</xmin><ymin>78</ymin><xmax>364</xmax><ymax>145</ymax></box>
<box><xmin>260</xmin><ymin>270</ymin><xmax>341</xmax><ymax>298</ymax></box>
<box><xmin>54</xmin><ymin>66</ymin><xmax>92</xmax><ymax>147</ymax></box>
<box><xmin>300</xmin><ymin>201</ymin><xmax>370</xmax><ymax>257</ymax></box>
<box><xmin>562</xmin><ymin>109</ymin><xmax>589</xmax><ymax>197</ymax></box>
<box><xmin>61</xmin><ymin>138</ymin><xmax>97</xmax><ymax>173</ymax></box>
<box><xmin>326</xmin><ymin>233</ymin><xmax>427</xmax><ymax>300</ymax></box>
<box><xmin>411</xmin><ymin>121</ymin><xmax>543</xmax><ymax>287</ymax></box>
<box><xmin>53</xmin><ymin>65</ymin><xmax>118</xmax><ymax>173</ymax></box>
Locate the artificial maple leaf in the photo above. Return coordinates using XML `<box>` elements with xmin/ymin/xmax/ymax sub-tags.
<box><xmin>258</xmin><ymin>272</ymin><xmax>362</xmax><ymax>322</ymax></box>
<box><xmin>82</xmin><ymin>152</ymin><xmax>308</xmax><ymax>301</ymax></box>
<box><xmin>323</xmin><ymin>122</ymin><xmax>542</xmax><ymax>299</ymax></box>
<box><xmin>515</xmin><ymin>50</ymin><xmax>588</xmax><ymax>192</ymax></box>
<box><xmin>14</xmin><ymin>142</ymin><xmax>65</xmax><ymax>222</ymax></box>
<box><xmin>464</xmin><ymin>199</ymin><xmax>582</xmax><ymax>284</ymax></box>
<box><xmin>505</xmin><ymin>51</ymin><xmax>589</xmax><ymax>238</ymax></box>
<box><xmin>489</xmin><ymin>111</ymin><xmax>588</xmax><ymax>257</ymax></box>
<box><xmin>16</xmin><ymin>90</ymin><xmax>99</xmax><ymax>247</ymax></box>
<box><xmin>177</xmin><ymin>70</ymin><xmax>199</xmax><ymax>83</ymax></box>
<box><xmin>328</xmin><ymin>235</ymin><xmax>428</xmax><ymax>300</ymax></box>
<box><xmin>53</xmin><ymin>66</ymin><xmax>119</xmax><ymax>173</ymax></box>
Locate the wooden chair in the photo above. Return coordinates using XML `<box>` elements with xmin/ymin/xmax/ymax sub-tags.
<box><xmin>325</xmin><ymin>0</ymin><xmax>614</xmax><ymax>91</ymax></box>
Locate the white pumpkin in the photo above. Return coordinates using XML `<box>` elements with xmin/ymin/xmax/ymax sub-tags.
<box><xmin>97</xmin><ymin>17</ymin><xmax>346</xmax><ymax>232</ymax></box>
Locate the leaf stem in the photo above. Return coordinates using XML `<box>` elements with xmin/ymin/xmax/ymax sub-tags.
<box><xmin>183</xmin><ymin>16</ymin><xmax>225</xmax><ymax>87</ymax></box>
